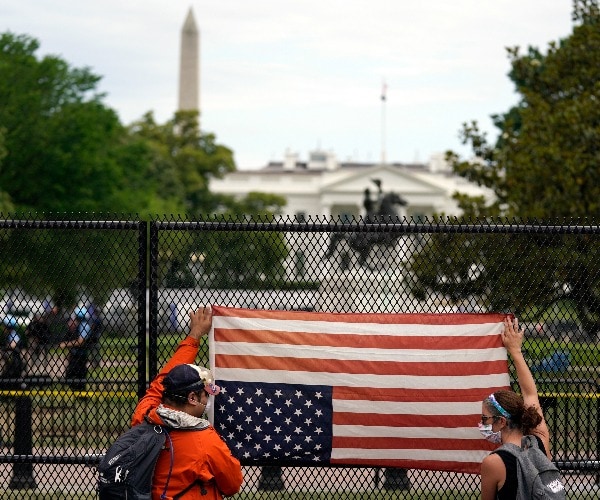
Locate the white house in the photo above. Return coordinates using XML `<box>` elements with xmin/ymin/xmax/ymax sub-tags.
<box><xmin>209</xmin><ymin>150</ymin><xmax>494</xmax><ymax>285</ymax></box>
<box><xmin>211</xmin><ymin>149</ymin><xmax>493</xmax><ymax>222</ymax></box>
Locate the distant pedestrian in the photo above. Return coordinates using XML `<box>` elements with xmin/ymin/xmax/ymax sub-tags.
<box><xmin>1</xmin><ymin>315</ymin><xmax>24</xmax><ymax>380</ymax></box>
<box><xmin>86</xmin><ymin>303</ymin><xmax>104</xmax><ymax>370</ymax></box>
<box><xmin>24</xmin><ymin>316</ymin><xmax>52</xmax><ymax>375</ymax></box>
<box><xmin>58</xmin><ymin>306</ymin><xmax>93</xmax><ymax>390</ymax></box>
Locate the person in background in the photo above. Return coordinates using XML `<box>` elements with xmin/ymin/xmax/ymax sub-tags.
<box><xmin>479</xmin><ymin>316</ymin><xmax>551</xmax><ymax>500</ymax></box>
<box><xmin>1</xmin><ymin>315</ymin><xmax>24</xmax><ymax>379</ymax></box>
<box><xmin>86</xmin><ymin>303</ymin><xmax>104</xmax><ymax>369</ymax></box>
<box><xmin>24</xmin><ymin>315</ymin><xmax>52</xmax><ymax>375</ymax></box>
<box><xmin>58</xmin><ymin>306</ymin><xmax>92</xmax><ymax>391</ymax></box>
<box><xmin>44</xmin><ymin>295</ymin><xmax>71</xmax><ymax>345</ymax></box>
<box><xmin>131</xmin><ymin>305</ymin><xmax>243</xmax><ymax>500</ymax></box>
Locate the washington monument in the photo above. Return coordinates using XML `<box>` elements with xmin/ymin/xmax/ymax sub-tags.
<box><xmin>178</xmin><ymin>7</ymin><xmax>199</xmax><ymax>112</ymax></box>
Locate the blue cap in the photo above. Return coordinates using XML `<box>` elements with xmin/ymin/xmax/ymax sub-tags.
<box><xmin>2</xmin><ymin>315</ymin><xmax>18</xmax><ymax>328</ymax></box>
<box><xmin>74</xmin><ymin>306</ymin><xmax>88</xmax><ymax>319</ymax></box>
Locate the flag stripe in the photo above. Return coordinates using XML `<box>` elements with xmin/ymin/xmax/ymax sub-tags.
<box><xmin>213</xmin><ymin>306</ymin><xmax>503</xmax><ymax>325</ymax></box>
<box><xmin>331</xmin><ymin>457</ymin><xmax>483</xmax><ymax>474</ymax></box>
<box><xmin>332</xmin><ymin>436</ymin><xmax>492</xmax><ymax>451</ymax></box>
<box><xmin>215</xmin><ymin>316</ymin><xmax>504</xmax><ymax>335</ymax></box>
<box><xmin>215</xmin><ymin>327</ymin><xmax>503</xmax><ymax>349</ymax></box>
<box><xmin>331</xmin><ymin>447</ymin><xmax>488</xmax><ymax>463</ymax></box>
<box><xmin>214</xmin><ymin>367</ymin><xmax>508</xmax><ymax>390</ymax></box>
<box><xmin>210</xmin><ymin>306</ymin><xmax>510</xmax><ymax>474</ymax></box>
<box><xmin>333</xmin><ymin>412</ymin><xmax>482</xmax><ymax>428</ymax></box>
<box><xmin>333</xmin><ymin>399</ymin><xmax>481</xmax><ymax>416</ymax></box>
<box><xmin>332</xmin><ymin>425</ymin><xmax>490</xmax><ymax>440</ymax></box>
<box><xmin>214</xmin><ymin>341</ymin><xmax>507</xmax><ymax>362</ymax></box>
<box><xmin>334</xmin><ymin>386</ymin><xmax>507</xmax><ymax>402</ymax></box>
<box><xmin>215</xmin><ymin>353</ymin><xmax>508</xmax><ymax>377</ymax></box>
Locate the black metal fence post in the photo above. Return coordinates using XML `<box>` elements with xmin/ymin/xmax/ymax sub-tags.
<box><xmin>9</xmin><ymin>393</ymin><xmax>35</xmax><ymax>489</ymax></box>
<box><xmin>383</xmin><ymin>467</ymin><xmax>411</xmax><ymax>491</ymax></box>
<box><xmin>258</xmin><ymin>466</ymin><xmax>285</xmax><ymax>490</ymax></box>
<box><xmin>5</xmin><ymin>377</ymin><xmax>52</xmax><ymax>490</ymax></box>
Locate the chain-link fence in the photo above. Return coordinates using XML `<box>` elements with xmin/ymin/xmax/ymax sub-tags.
<box><xmin>0</xmin><ymin>216</ymin><xmax>598</xmax><ymax>498</ymax></box>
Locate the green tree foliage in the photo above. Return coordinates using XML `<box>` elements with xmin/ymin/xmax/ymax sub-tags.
<box><xmin>0</xmin><ymin>31</ymin><xmax>292</xmax><ymax>300</ymax></box>
<box><xmin>199</xmin><ymin>193</ymin><xmax>289</xmax><ymax>289</ymax></box>
<box><xmin>0</xmin><ymin>32</ymin><xmax>144</xmax><ymax>303</ymax></box>
<box><xmin>410</xmin><ymin>0</ymin><xmax>600</xmax><ymax>333</ymax></box>
<box><xmin>0</xmin><ymin>129</ymin><xmax>12</xmax><ymax>213</ymax></box>
<box><xmin>448</xmin><ymin>1</ymin><xmax>600</xmax><ymax>219</ymax></box>
<box><xmin>0</xmin><ymin>32</ymin><xmax>130</xmax><ymax>213</ymax></box>
<box><xmin>159</xmin><ymin>193</ymin><xmax>289</xmax><ymax>289</ymax></box>
<box><xmin>129</xmin><ymin>112</ymin><xmax>290</xmax><ymax>289</ymax></box>
<box><xmin>126</xmin><ymin>110</ymin><xmax>236</xmax><ymax>216</ymax></box>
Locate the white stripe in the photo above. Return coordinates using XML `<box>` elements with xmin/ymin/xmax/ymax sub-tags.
<box><xmin>214</xmin><ymin>316</ymin><xmax>502</xmax><ymax>337</ymax></box>
<box><xmin>331</xmin><ymin>447</ymin><xmax>489</xmax><ymax>463</ymax></box>
<box><xmin>333</xmin><ymin>425</ymin><xmax>483</xmax><ymax>440</ymax></box>
<box><xmin>214</xmin><ymin>341</ymin><xmax>507</xmax><ymax>363</ymax></box>
<box><xmin>333</xmin><ymin>399</ymin><xmax>482</xmax><ymax>415</ymax></box>
<box><xmin>214</xmin><ymin>367</ymin><xmax>510</xmax><ymax>390</ymax></box>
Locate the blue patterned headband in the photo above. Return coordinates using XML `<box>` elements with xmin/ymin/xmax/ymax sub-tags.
<box><xmin>488</xmin><ymin>393</ymin><xmax>511</xmax><ymax>419</ymax></box>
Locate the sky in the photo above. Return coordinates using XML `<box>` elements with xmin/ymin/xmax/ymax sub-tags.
<box><xmin>3</xmin><ymin>1</ymin><xmax>575</xmax><ymax>169</ymax></box>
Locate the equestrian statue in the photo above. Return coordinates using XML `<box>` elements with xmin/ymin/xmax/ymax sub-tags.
<box><xmin>325</xmin><ymin>179</ymin><xmax>407</xmax><ymax>268</ymax></box>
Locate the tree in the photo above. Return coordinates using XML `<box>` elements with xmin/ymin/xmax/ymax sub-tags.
<box><xmin>158</xmin><ymin>192</ymin><xmax>289</xmax><ymax>289</ymax></box>
<box><xmin>409</xmin><ymin>0</ymin><xmax>600</xmax><ymax>333</ymax></box>
<box><xmin>128</xmin><ymin>111</ymin><xmax>291</xmax><ymax>289</ymax></box>
<box><xmin>201</xmin><ymin>193</ymin><xmax>289</xmax><ymax>289</ymax></box>
<box><xmin>0</xmin><ymin>32</ymin><xmax>292</xmax><ymax>299</ymax></box>
<box><xmin>0</xmin><ymin>33</ymin><xmax>143</xmax><ymax>303</ymax></box>
<box><xmin>127</xmin><ymin>110</ymin><xmax>236</xmax><ymax>216</ymax></box>
<box><xmin>0</xmin><ymin>128</ymin><xmax>12</xmax><ymax>213</ymax></box>
<box><xmin>0</xmin><ymin>32</ymin><xmax>130</xmax><ymax>213</ymax></box>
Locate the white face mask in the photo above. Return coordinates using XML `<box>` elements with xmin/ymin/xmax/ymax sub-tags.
<box><xmin>478</xmin><ymin>423</ymin><xmax>502</xmax><ymax>444</ymax></box>
<box><xmin>203</xmin><ymin>396</ymin><xmax>213</xmax><ymax>414</ymax></box>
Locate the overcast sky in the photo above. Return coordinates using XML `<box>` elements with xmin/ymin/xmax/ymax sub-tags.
<box><xmin>3</xmin><ymin>1</ymin><xmax>575</xmax><ymax>169</ymax></box>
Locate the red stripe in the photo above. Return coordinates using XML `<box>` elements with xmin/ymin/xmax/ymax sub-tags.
<box><xmin>214</xmin><ymin>327</ymin><xmax>503</xmax><ymax>350</ymax></box>
<box><xmin>213</xmin><ymin>305</ymin><xmax>506</xmax><ymax>325</ymax></box>
<box><xmin>333</xmin><ymin>413</ymin><xmax>483</xmax><ymax>428</ymax></box>
<box><xmin>215</xmin><ymin>354</ymin><xmax>508</xmax><ymax>377</ymax></box>
<box><xmin>332</xmin><ymin>436</ymin><xmax>497</xmax><ymax>452</ymax></box>
<box><xmin>330</xmin><ymin>457</ymin><xmax>483</xmax><ymax>474</ymax></box>
<box><xmin>333</xmin><ymin>386</ymin><xmax>509</xmax><ymax>402</ymax></box>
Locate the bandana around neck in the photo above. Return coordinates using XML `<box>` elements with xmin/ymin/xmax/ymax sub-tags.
<box><xmin>156</xmin><ymin>404</ymin><xmax>211</xmax><ymax>430</ymax></box>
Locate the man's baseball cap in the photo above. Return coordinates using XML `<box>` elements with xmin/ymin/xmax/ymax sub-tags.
<box><xmin>163</xmin><ymin>364</ymin><xmax>221</xmax><ymax>398</ymax></box>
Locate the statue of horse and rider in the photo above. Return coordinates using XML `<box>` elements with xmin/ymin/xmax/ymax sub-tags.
<box><xmin>325</xmin><ymin>179</ymin><xmax>407</xmax><ymax>268</ymax></box>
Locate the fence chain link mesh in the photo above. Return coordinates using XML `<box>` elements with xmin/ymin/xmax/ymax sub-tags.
<box><xmin>0</xmin><ymin>215</ymin><xmax>598</xmax><ymax>498</ymax></box>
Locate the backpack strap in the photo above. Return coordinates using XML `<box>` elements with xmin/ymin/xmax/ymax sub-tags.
<box><xmin>160</xmin><ymin>428</ymin><xmax>174</xmax><ymax>500</ymax></box>
<box><xmin>141</xmin><ymin>416</ymin><xmax>176</xmax><ymax>500</ymax></box>
<box><xmin>173</xmin><ymin>479</ymin><xmax>209</xmax><ymax>499</ymax></box>
<box><xmin>522</xmin><ymin>434</ymin><xmax>538</xmax><ymax>450</ymax></box>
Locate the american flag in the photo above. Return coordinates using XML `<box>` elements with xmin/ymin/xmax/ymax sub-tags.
<box><xmin>209</xmin><ymin>306</ymin><xmax>509</xmax><ymax>474</ymax></box>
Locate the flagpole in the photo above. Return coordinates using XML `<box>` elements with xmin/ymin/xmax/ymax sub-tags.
<box><xmin>381</xmin><ymin>80</ymin><xmax>387</xmax><ymax>166</ymax></box>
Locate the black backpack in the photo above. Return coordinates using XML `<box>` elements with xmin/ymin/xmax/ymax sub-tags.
<box><xmin>496</xmin><ymin>435</ymin><xmax>566</xmax><ymax>499</ymax></box>
<box><xmin>97</xmin><ymin>421</ymin><xmax>173</xmax><ymax>500</ymax></box>
<box><xmin>98</xmin><ymin>420</ymin><xmax>207</xmax><ymax>499</ymax></box>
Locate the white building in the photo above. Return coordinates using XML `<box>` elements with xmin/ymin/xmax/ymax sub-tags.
<box><xmin>209</xmin><ymin>149</ymin><xmax>494</xmax><ymax>288</ymax></box>
<box><xmin>211</xmin><ymin>149</ymin><xmax>493</xmax><ymax>222</ymax></box>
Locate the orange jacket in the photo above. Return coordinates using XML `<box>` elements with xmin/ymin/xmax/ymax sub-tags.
<box><xmin>131</xmin><ymin>337</ymin><xmax>243</xmax><ymax>499</ymax></box>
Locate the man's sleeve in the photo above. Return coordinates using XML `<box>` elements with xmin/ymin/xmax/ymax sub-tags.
<box><xmin>206</xmin><ymin>430</ymin><xmax>243</xmax><ymax>495</ymax></box>
<box><xmin>130</xmin><ymin>336</ymin><xmax>200</xmax><ymax>426</ymax></box>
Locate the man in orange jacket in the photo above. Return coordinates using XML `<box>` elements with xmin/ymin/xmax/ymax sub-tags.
<box><xmin>131</xmin><ymin>306</ymin><xmax>243</xmax><ymax>499</ymax></box>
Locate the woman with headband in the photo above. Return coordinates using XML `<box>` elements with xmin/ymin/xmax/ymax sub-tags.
<box><xmin>479</xmin><ymin>316</ymin><xmax>551</xmax><ymax>500</ymax></box>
